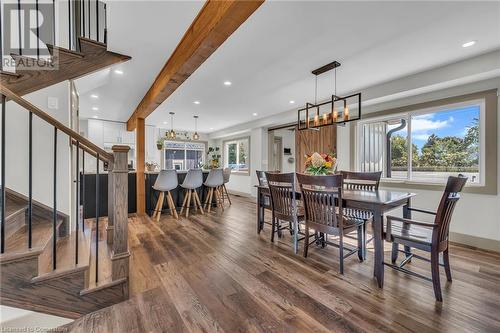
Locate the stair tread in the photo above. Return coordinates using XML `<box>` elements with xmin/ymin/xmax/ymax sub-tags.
<box><xmin>3</xmin><ymin>217</ymin><xmax>55</xmax><ymax>254</ymax></box>
<box><xmin>5</xmin><ymin>196</ymin><xmax>27</xmax><ymax>219</ymax></box>
<box><xmin>37</xmin><ymin>220</ymin><xmax>92</xmax><ymax>277</ymax></box>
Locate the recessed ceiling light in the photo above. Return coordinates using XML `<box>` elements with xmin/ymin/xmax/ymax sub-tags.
<box><xmin>289</xmin><ymin>100</ymin><xmax>295</xmax><ymax>104</ymax></box>
<box><xmin>193</xmin><ymin>101</ymin><xmax>200</xmax><ymax>105</ymax></box>
<box><xmin>92</xmin><ymin>115</ymin><xmax>99</xmax><ymax>119</ymax></box>
<box><xmin>163</xmin><ymin>121</ymin><xmax>168</xmax><ymax>125</ymax></box>
<box><xmin>90</xmin><ymin>94</ymin><xmax>99</xmax><ymax>99</ymax></box>
<box><xmin>462</xmin><ymin>40</ymin><xmax>476</xmax><ymax>48</ymax></box>
<box><xmin>252</xmin><ymin>113</ymin><xmax>258</xmax><ymax>116</ymax></box>
<box><xmin>114</xmin><ymin>69</ymin><xmax>124</xmax><ymax>75</ymax></box>
<box><xmin>210</xmin><ymin>127</ymin><xmax>214</xmax><ymax>130</ymax></box>
<box><xmin>92</xmin><ymin>107</ymin><xmax>99</xmax><ymax>111</ymax></box>
<box><xmin>223</xmin><ymin>81</ymin><xmax>232</xmax><ymax>86</ymax></box>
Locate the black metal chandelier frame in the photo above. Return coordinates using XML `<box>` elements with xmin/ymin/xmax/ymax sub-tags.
<box><xmin>297</xmin><ymin>61</ymin><xmax>362</xmax><ymax>131</ymax></box>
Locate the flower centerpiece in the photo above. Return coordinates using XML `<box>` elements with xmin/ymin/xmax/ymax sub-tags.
<box><xmin>305</xmin><ymin>152</ymin><xmax>337</xmax><ymax>175</ymax></box>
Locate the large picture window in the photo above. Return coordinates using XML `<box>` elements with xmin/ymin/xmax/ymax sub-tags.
<box><xmin>224</xmin><ymin>137</ymin><xmax>250</xmax><ymax>173</ymax></box>
<box><xmin>164</xmin><ymin>141</ymin><xmax>206</xmax><ymax>170</ymax></box>
<box><xmin>357</xmin><ymin>99</ymin><xmax>484</xmax><ymax>185</ymax></box>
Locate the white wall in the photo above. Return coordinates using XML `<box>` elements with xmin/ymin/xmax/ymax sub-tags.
<box><xmin>273</xmin><ymin>128</ymin><xmax>296</xmax><ymax>173</ymax></box>
<box><xmin>2</xmin><ymin>82</ymin><xmax>72</xmax><ymax>217</ymax></box>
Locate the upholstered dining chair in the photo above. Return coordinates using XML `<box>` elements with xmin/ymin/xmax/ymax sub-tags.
<box><xmin>340</xmin><ymin>170</ymin><xmax>382</xmax><ymax>259</ymax></box>
<box><xmin>179</xmin><ymin>169</ymin><xmax>204</xmax><ymax>218</ymax></box>
<box><xmin>203</xmin><ymin>168</ymin><xmax>225</xmax><ymax>213</ymax></box>
<box><xmin>265</xmin><ymin>172</ymin><xmax>306</xmax><ymax>251</ymax></box>
<box><xmin>152</xmin><ymin>169</ymin><xmax>179</xmax><ymax>221</ymax></box>
<box><xmin>384</xmin><ymin>175</ymin><xmax>467</xmax><ymax>302</ymax></box>
<box><xmin>296</xmin><ymin>173</ymin><xmax>365</xmax><ymax>274</ymax></box>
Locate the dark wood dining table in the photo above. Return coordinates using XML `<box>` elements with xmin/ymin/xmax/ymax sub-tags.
<box><xmin>256</xmin><ymin>185</ymin><xmax>416</xmax><ymax>288</ymax></box>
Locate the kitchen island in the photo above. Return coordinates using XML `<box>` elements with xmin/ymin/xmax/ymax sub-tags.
<box><xmin>81</xmin><ymin>170</ymin><xmax>215</xmax><ymax>218</ymax></box>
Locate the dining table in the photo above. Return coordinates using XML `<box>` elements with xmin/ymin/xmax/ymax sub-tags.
<box><xmin>256</xmin><ymin>184</ymin><xmax>416</xmax><ymax>288</ymax></box>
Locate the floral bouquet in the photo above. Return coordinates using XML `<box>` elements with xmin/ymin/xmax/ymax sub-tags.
<box><xmin>305</xmin><ymin>152</ymin><xmax>337</xmax><ymax>175</ymax></box>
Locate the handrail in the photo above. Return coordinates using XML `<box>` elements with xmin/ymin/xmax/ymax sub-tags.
<box><xmin>0</xmin><ymin>85</ymin><xmax>113</xmax><ymax>162</ymax></box>
<box><xmin>70</xmin><ymin>138</ymin><xmax>109</xmax><ymax>163</ymax></box>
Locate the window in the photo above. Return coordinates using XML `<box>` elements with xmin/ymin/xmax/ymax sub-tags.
<box><xmin>357</xmin><ymin>100</ymin><xmax>484</xmax><ymax>185</ymax></box>
<box><xmin>164</xmin><ymin>141</ymin><xmax>205</xmax><ymax>170</ymax></box>
<box><xmin>224</xmin><ymin>137</ymin><xmax>250</xmax><ymax>173</ymax></box>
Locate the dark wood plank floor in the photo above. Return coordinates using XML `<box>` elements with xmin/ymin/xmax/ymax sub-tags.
<box><xmin>63</xmin><ymin>195</ymin><xmax>500</xmax><ymax>332</ymax></box>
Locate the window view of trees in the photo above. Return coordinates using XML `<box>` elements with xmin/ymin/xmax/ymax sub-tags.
<box><xmin>390</xmin><ymin>118</ymin><xmax>479</xmax><ymax>172</ymax></box>
<box><xmin>224</xmin><ymin>138</ymin><xmax>249</xmax><ymax>173</ymax></box>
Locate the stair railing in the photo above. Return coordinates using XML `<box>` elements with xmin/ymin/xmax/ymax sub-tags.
<box><xmin>0</xmin><ymin>0</ymin><xmax>108</xmax><ymax>71</ymax></box>
<box><xmin>0</xmin><ymin>85</ymin><xmax>129</xmax><ymax>285</ymax></box>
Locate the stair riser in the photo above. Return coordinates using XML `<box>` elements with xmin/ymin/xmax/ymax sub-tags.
<box><xmin>5</xmin><ymin>209</ymin><xmax>27</xmax><ymax>240</ymax></box>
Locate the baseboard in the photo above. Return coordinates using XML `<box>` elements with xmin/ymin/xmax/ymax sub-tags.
<box><xmin>450</xmin><ymin>232</ymin><xmax>500</xmax><ymax>253</ymax></box>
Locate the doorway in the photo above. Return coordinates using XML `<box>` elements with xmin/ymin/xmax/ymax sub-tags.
<box><xmin>268</xmin><ymin>125</ymin><xmax>296</xmax><ymax>172</ymax></box>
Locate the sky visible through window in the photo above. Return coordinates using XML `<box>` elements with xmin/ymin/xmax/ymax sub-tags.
<box><xmin>389</xmin><ymin>105</ymin><xmax>480</xmax><ymax>152</ymax></box>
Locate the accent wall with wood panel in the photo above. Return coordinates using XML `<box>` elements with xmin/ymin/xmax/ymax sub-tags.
<box><xmin>295</xmin><ymin>125</ymin><xmax>337</xmax><ymax>173</ymax></box>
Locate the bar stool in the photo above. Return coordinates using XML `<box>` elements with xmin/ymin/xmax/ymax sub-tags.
<box><xmin>152</xmin><ymin>170</ymin><xmax>179</xmax><ymax>221</ymax></box>
<box><xmin>221</xmin><ymin>167</ymin><xmax>232</xmax><ymax>205</ymax></box>
<box><xmin>204</xmin><ymin>168</ymin><xmax>224</xmax><ymax>213</ymax></box>
<box><xmin>179</xmin><ymin>169</ymin><xmax>204</xmax><ymax>218</ymax></box>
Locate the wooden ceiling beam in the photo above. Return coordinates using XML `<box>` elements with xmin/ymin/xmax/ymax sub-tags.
<box><xmin>127</xmin><ymin>0</ymin><xmax>264</xmax><ymax>130</ymax></box>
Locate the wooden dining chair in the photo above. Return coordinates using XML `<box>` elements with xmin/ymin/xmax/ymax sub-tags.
<box><xmin>255</xmin><ymin>170</ymin><xmax>279</xmax><ymax>232</ymax></box>
<box><xmin>297</xmin><ymin>173</ymin><xmax>365</xmax><ymax>274</ymax></box>
<box><xmin>384</xmin><ymin>175</ymin><xmax>467</xmax><ymax>301</ymax></box>
<box><xmin>340</xmin><ymin>170</ymin><xmax>382</xmax><ymax>259</ymax></box>
<box><xmin>265</xmin><ymin>172</ymin><xmax>305</xmax><ymax>245</ymax></box>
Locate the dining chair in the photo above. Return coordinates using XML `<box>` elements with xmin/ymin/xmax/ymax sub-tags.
<box><xmin>152</xmin><ymin>169</ymin><xmax>179</xmax><ymax>221</ymax></box>
<box><xmin>384</xmin><ymin>175</ymin><xmax>467</xmax><ymax>301</ymax></box>
<box><xmin>203</xmin><ymin>168</ymin><xmax>225</xmax><ymax>213</ymax></box>
<box><xmin>179</xmin><ymin>169</ymin><xmax>205</xmax><ymax>218</ymax></box>
<box><xmin>296</xmin><ymin>173</ymin><xmax>365</xmax><ymax>274</ymax></box>
<box><xmin>265</xmin><ymin>172</ymin><xmax>305</xmax><ymax>249</ymax></box>
<box><xmin>340</xmin><ymin>170</ymin><xmax>382</xmax><ymax>259</ymax></box>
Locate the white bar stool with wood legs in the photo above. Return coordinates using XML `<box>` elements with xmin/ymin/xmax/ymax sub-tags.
<box><xmin>179</xmin><ymin>169</ymin><xmax>204</xmax><ymax>218</ymax></box>
<box><xmin>204</xmin><ymin>168</ymin><xmax>224</xmax><ymax>213</ymax></box>
<box><xmin>152</xmin><ymin>169</ymin><xmax>179</xmax><ymax>221</ymax></box>
<box><xmin>222</xmin><ymin>167</ymin><xmax>232</xmax><ymax>205</ymax></box>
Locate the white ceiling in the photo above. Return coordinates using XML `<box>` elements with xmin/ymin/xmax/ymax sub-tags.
<box><xmin>76</xmin><ymin>1</ymin><xmax>500</xmax><ymax>134</ymax></box>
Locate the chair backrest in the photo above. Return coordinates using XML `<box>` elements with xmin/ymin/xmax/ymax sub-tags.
<box><xmin>223</xmin><ymin>167</ymin><xmax>231</xmax><ymax>183</ymax></box>
<box><xmin>182</xmin><ymin>169</ymin><xmax>203</xmax><ymax>189</ymax></box>
<box><xmin>266</xmin><ymin>172</ymin><xmax>297</xmax><ymax>222</ymax></box>
<box><xmin>296</xmin><ymin>173</ymin><xmax>344</xmax><ymax>232</ymax></box>
<box><xmin>153</xmin><ymin>169</ymin><xmax>178</xmax><ymax>192</ymax></box>
<box><xmin>256</xmin><ymin>170</ymin><xmax>280</xmax><ymax>186</ymax></box>
<box><xmin>433</xmin><ymin>175</ymin><xmax>467</xmax><ymax>244</ymax></box>
<box><xmin>205</xmin><ymin>168</ymin><xmax>224</xmax><ymax>187</ymax></box>
<box><xmin>340</xmin><ymin>171</ymin><xmax>381</xmax><ymax>191</ymax></box>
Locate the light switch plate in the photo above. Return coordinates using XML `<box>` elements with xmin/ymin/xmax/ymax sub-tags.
<box><xmin>48</xmin><ymin>97</ymin><xmax>59</xmax><ymax>109</ymax></box>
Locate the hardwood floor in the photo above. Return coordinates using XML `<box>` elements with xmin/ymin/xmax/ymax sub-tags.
<box><xmin>63</xmin><ymin>195</ymin><xmax>500</xmax><ymax>332</ymax></box>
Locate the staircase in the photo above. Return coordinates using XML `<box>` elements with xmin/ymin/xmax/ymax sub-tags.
<box><xmin>0</xmin><ymin>0</ymin><xmax>132</xmax><ymax>320</ymax></box>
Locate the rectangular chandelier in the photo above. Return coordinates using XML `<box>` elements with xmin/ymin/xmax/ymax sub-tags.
<box><xmin>297</xmin><ymin>61</ymin><xmax>362</xmax><ymax>130</ymax></box>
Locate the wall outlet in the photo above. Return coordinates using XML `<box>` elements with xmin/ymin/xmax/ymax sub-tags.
<box><xmin>48</xmin><ymin>97</ymin><xmax>59</xmax><ymax>109</ymax></box>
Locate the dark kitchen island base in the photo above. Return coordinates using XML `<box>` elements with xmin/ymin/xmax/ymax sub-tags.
<box><xmin>145</xmin><ymin>171</ymin><xmax>216</xmax><ymax>217</ymax></box>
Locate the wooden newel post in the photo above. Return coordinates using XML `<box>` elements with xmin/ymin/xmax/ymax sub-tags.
<box><xmin>110</xmin><ymin>145</ymin><xmax>130</xmax><ymax>286</ymax></box>
<box><xmin>106</xmin><ymin>159</ymin><xmax>114</xmax><ymax>244</ymax></box>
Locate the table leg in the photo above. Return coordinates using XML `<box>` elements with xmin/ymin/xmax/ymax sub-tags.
<box><xmin>293</xmin><ymin>216</ymin><xmax>299</xmax><ymax>255</ymax></box>
<box><xmin>372</xmin><ymin>206</ymin><xmax>384</xmax><ymax>288</ymax></box>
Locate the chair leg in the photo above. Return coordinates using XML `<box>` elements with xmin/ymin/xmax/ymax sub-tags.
<box><xmin>339</xmin><ymin>235</ymin><xmax>344</xmax><ymax>274</ymax></box>
<box><xmin>443</xmin><ymin>248</ymin><xmax>452</xmax><ymax>282</ymax></box>
<box><xmin>224</xmin><ymin>184</ymin><xmax>232</xmax><ymax>205</ymax></box>
<box><xmin>357</xmin><ymin>225</ymin><xmax>364</xmax><ymax>262</ymax></box>
<box><xmin>155</xmin><ymin>192</ymin><xmax>165</xmax><ymax>222</ymax></box>
<box><xmin>362</xmin><ymin>222</ymin><xmax>367</xmax><ymax>260</ymax></box>
<box><xmin>303</xmin><ymin>226</ymin><xmax>309</xmax><ymax>257</ymax></box>
<box><xmin>167</xmin><ymin>191</ymin><xmax>178</xmax><ymax>219</ymax></box>
<box><xmin>152</xmin><ymin>192</ymin><xmax>161</xmax><ymax>219</ymax></box>
<box><xmin>185</xmin><ymin>190</ymin><xmax>192</xmax><ymax>218</ymax></box>
<box><xmin>271</xmin><ymin>215</ymin><xmax>276</xmax><ymax>243</ymax></box>
<box><xmin>206</xmin><ymin>188</ymin><xmax>213</xmax><ymax>213</ymax></box>
<box><xmin>431</xmin><ymin>250</ymin><xmax>443</xmax><ymax>302</ymax></box>
<box><xmin>391</xmin><ymin>243</ymin><xmax>399</xmax><ymax>264</ymax></box>
<box><xmin>193</xmin><ymin>190</ymin><xmax>204</xmax><ymax>215</ymax></box>
<box><xmin>179</xmin><ymin>190</ymin><xmax>189</xmax><ymax>216</ymax></box>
